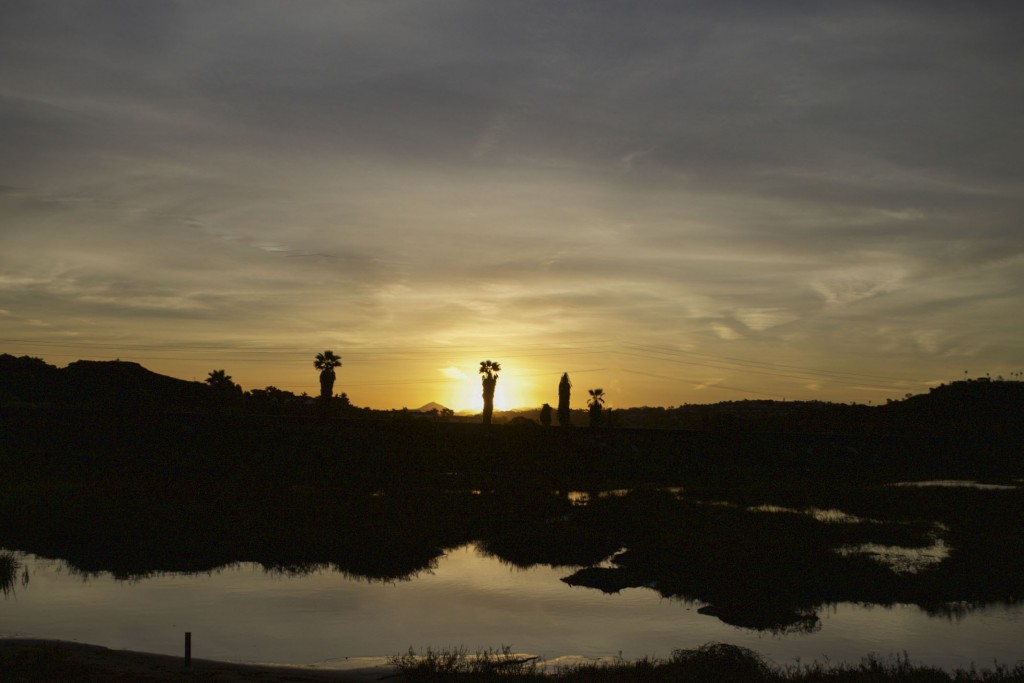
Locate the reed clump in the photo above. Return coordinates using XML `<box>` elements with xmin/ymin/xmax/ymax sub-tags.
<box><xmin>0</xmin><ymin>550</ymin><xmax>19</xmax><ymax>596</ymax></box>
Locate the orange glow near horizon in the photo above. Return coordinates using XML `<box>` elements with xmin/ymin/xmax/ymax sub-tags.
<box><xmin>446</xmin><ymin>369</ymin><xmax>537</xmax><ymax>413</ymax></box>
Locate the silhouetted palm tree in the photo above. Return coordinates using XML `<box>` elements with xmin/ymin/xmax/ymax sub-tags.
<box><xmin>205</xmin><ymin>369</ymin><xmax>234</xmax><ymax>389</ymax></box>
<box><xmin>588</xmin><ymin>388</ymin><xmax>605</xmax><ymax>427</ymax></box>
<box><xmin>205</xmin><ymin>369</ymin><xmax>242</xmax><ymax>410</ymax></box>
<box><xmin>314</xmin><ymin>350</ymin><xmax>342</xmax><ymax>407</ymax></box>
<box><xmin>479</xmin><ymin>360</ymin><xmax>501</xmax><ymax>425</ymax></box>
<box><xmin>557</xmin><ymin>372</ymin><xmax>572</xmax><ymax>426</ymax></box>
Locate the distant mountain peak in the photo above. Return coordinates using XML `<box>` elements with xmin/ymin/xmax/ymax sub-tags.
<box><xmin>415</xmin><ymin>401</ymin><xmax>450</xmax><ymax>413</ymax></box>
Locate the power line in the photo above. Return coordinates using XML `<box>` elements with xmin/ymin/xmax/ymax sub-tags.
<box><xmin>3</xmin><ymin>336</ymin><xmax>924</xmax><ymax>395</ymax></box>
<box><xmin>0</xmin><ymin>338</ymin><xmax>612</xmax><ymax>364</ymax></box>
<box><xmin>0</xmin><ymin>337</ymin><xmax>610</xmax><ymax>353</ymax></box>
<box><xmin>624</xmin><ymin>342</ymin><xmax>915</xmax><ymax>384</ymax></box>
<box><xmin>621</xmin><ymin>368</ymin><xmax>786</xmax><ymax>399</ymax></box>
<box><xmin>615</xmin><ymin>347</ymin><xmax>918</xmax><ymax>389</ymax></box>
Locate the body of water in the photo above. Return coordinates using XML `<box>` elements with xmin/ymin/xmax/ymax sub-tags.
<box><xmin>2</xmin><ymin>544</ymin><xmax>1021</xmax><ymax>670</ymax></box>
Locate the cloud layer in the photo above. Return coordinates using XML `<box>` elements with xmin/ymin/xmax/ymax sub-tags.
<box><xmin>2</xmin><ymin>1</ymin><xmax>1022</xmax><ymax>408</ymax></box>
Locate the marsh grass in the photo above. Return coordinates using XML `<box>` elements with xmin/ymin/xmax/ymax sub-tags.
<box><xmin>0</xmin><ymin>550</ymin><xmax>20</xmax><ymax>596</ymax></box>
<box><xmin>389</xmin><ymin>644</ymin><xmax>1024</xmax><ymax>682</ymax></box>
<box><xmin>390</xmin><ymin>645</ymin><xmax>542</xmax><ymax>678</ymax></box>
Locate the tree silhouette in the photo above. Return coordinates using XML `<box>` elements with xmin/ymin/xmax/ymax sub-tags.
<box><xmin>479</xmin><ymin>360</ymin><xmax>501</xmax><ymax>425</ymax></box>
<box><xmin>205</xmin><ymin>369</ymin><xmax>242</xmax><ymax>410</ymax></box>
<box><xmin>557</xmin><ymin>372</ymin><xmax>572</xmax><ymax>427</ymax></box>
<box><xmin>539</xmin><ymin>403</ymin><xmax>552</xmax><ymax>427</ymax></box>
<box><xmin>205</xmin><ymin>369</ymin><xmax>234</xmax><ymax>389</ymax></box>
<box><xmin>588</xmin><ymin>388</ymin><xmax>605</xmax><ymax>427</ymax></box>
<box><xmin>314</xmin><ymin>350</ymin><xmax>342</xmax><ymax>410</ymax></box>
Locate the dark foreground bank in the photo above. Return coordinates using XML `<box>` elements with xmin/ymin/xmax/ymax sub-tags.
<box><xmin>3</xmin><ymin>640</ymin><xmax>1023</xmax><ymax>683</ymax></box>
<box><xmin>0</xmin><ymin>639</ymin><xmax>387</xmax><ymax>682</ymax></box>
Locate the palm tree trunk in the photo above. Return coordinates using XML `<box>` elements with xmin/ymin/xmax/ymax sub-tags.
<box><xmin>319</xmin><ymin>369</ymin><xmax>335</xmax><ymax>414</ymax></box>
<box><xmin>558</xmin><ymin>374</ymin><xmax>572</xmax><ymax>427</ymax></box>
<box><xmin>482</xmin><ymin>377</ymin><xmax>496</xmax><ymax>425</ymax></box>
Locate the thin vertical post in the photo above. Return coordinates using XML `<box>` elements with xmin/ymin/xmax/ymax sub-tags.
<box><xmin>184</xmin><ymin>632</ymin><xmax>192</xmax><ymax>668</ymax></box>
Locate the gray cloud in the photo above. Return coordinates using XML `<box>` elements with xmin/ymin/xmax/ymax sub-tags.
<box><xmin>1</xmin><ymin>1</ymin><xmax>1022</xmax><ymax>405</ymax></box>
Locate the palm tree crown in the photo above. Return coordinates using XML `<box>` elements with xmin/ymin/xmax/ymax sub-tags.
<box><xmin>314</xmin><ymin>350</ymin><xmax>342</xmax><ymax>404</ymax></box>
<box><xmin>206</xmin><ymin>369</ymin><xmax>234</xmax><ymax>388</ymax></box>
<box><xmin>314</xmin><ymin>350</ymin><xmax>342</xmax><ymax>372</ymax></box>
<box><xmin>479</xmin><ymin>360</ymin><xmax>501</xmax><ymax>381</ymax></box>
<box><xmin>588</xmin><ymin>388</ymin><xmax>605</xmax><ymax>407</ymax></box>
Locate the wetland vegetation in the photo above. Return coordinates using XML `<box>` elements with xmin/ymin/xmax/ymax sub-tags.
<box><xmin>2</xmin><ymin>399</ymin><xmax>1023</xmax><ymax>634</ymax></box>
<box><xmin>2</xmin><ymin>356</ymin><xmax>1023</xmax><ymax>678</ymax></box>
<box><xmin>391</xmin><ymin>644</ymin><xmax>1024</xmax><ymax>682</ymax></box>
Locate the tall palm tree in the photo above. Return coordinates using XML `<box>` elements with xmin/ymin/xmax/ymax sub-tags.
<box><xmin>479</xmin><ymin>359</ymin><xmax>501</xmax><ymax>425</ymax></box>
<box><xmin>314</xmin><ymin>350</ymin><xmax>342</xmax><ymax>406</ymax></box>
<box><xmin>587</xmin><ymin>388</ymin><xmax>605</xmax><ymax>427</ymax></box>
<box><xmin>557</xmin><ymin>372</ymin><xmax>572</xmax><ymax>427</ymax></box>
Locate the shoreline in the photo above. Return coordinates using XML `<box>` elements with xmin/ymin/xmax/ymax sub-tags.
<box><xmin>0</xmin><ymin>638</ymin><xmax>397</xmax><ymax>682</ymax></box>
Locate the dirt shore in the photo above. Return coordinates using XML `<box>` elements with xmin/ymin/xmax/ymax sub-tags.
<box><xmin>0</xmin><ymin>638</ymin><xmax>397</xmax><ymax>682</ymax></box>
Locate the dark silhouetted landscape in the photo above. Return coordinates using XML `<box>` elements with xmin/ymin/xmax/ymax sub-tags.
<box><xmin>3</xmin><ymin>353</ymin><xmax>1023</xmax><ymax>641</ymax></box>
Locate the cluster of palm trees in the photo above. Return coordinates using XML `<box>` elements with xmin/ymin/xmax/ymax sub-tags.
<box><xmin>479</xmin><ymin>361</ymin><xmax>606</xmax><ymax>427</ymax></box>
<box><xmin>209</xmin><ymin>350</ymin><xmax>607</xmax><ymax>425</ymax></box>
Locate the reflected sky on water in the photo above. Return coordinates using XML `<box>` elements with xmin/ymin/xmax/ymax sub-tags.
<box><xmin>1</xmin><ymin>545</ymin><xmax>1021</xmax><ymax>670</ymax></box>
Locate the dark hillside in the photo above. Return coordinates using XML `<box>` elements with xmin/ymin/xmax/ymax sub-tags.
<box><xmin>0</xmin><ymin>354</ymin><xmax>61</xmax><ymax>407</ymax></box>
<box><xmin>2</xmin><ymin>354</ymin><xmax>1022</xmax><ymax>474</ymax></box>
<box><xmin>60</xmin><ymin>359</ymin><xmax>212</xmax><ymax>412</ymax></box>
<box><xmin>1</xmin><ymin>354</ymin><xmax>214</xmax><ymax>413</ymax></box>
<box><xmin>881</xmin><ymin>378</ymin><xmax>1024</xmax><ymax>434</ymax></box>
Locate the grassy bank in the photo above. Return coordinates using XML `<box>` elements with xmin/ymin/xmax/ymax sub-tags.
<box><xmin>391</xmin><ymin>644</ymin><xmax>1024</xmax><ymax>682</ymax></box>
<box><xmin>2</xmin><ymin>641</ymin><xmax>1021</xmax><ymax>682</ymax></box>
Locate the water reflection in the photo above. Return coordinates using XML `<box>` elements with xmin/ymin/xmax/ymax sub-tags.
<box><xmin>888</xmin><ymin>480</ymin><xmax>1019</xmax><ymax>490</ymax></box>
<box><xmin>3</xmin><ymin>483</ymin><xmax>1022</xmax><ymax>644</ymax></box>
<box><xmin>747</xmin><ymin>504</ymin><xmax>878</xmax><ymax>524</ymax></box>
<box><xmin>835</xmin><ymin>537</ymin><xmax>950</xmax><ymax>574</ymax></box>
<box><xmin>566</xmin><ymin>487</ymin><xmax>685</xmax><ymax>505</ymax></box>
<box><xmin>2</xmin><ymin>545</ymin><xmax>1022</xmax><ymax>671</ymax></box>
<box><xmin>746</xmin><ymin>504</ymin><xmax>950</xmax><ymax>573</ymax></box>
<box><xmin>695</xmin><ymin>603</ymin><xmax>822</xmax><ymax>635</ymax></box>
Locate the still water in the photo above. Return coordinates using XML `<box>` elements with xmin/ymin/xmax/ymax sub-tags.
<box><xmin>2</xmin><ymin>544</ymin><xmax>1021</xmax><ymax>670</ymax></box>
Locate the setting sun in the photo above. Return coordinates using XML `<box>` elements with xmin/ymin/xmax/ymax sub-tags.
<box><xmin>443</xmin><ymin>363</ymin><xmax>539</xmax><ymax>413</ymax></box>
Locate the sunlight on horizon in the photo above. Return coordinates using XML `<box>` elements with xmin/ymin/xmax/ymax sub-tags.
<box><xmin>445</xmin><ymin>364</ymin><xmax>539</xmax><ymax>412</ymax></box>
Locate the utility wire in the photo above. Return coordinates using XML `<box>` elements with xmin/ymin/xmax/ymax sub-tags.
<box><xmin>621</xmin><ymin>368</ymin><xmax>786</xmax><ymax>399</ymax></box>
<box><xmin>615</xmin><ymin>349</ymin><xmax>916</xmax><ymax>390</ymax></box>
<box><xmin>621</xmin><ymin>342</ymin><xmax>916</xmax><ymax>385</ymax></box>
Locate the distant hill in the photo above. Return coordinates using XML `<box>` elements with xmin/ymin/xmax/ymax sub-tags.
<box><xmin>415</xmin><ymin>402</ymin><xmax>450</xmax><ymax>413</ymax></box>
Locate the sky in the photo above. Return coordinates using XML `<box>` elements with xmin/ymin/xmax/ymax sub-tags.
<box><xmin>1</xmin><ymin>1</ymin><xmax>1022</xmax><ymax>411</ymax></box>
